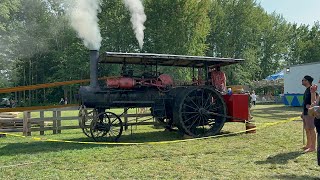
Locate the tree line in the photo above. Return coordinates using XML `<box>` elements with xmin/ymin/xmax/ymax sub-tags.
<box><xmin>0</xmin><ymin>0</ymin><xmax>319</xmax><ymax>104</ymax></box>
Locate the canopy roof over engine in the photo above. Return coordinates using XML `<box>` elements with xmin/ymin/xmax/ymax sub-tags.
<box><xmin>99</xmin><ymin>52</ymin><xmax>244</xmax><ymax>68</ymax></box>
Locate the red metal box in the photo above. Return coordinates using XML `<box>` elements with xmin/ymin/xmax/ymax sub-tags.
<box><xmin>223</xmin><ymin>94</ymin><xmax>249</xmax><ymax>122</ymax></box>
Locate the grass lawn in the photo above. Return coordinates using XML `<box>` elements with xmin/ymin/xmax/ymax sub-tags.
<box><xmin>0</xmin><ymin>104</ymin><xmax>319</xmax><ymax>179</ymax></box>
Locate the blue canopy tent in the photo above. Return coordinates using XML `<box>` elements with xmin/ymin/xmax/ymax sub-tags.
<box><xmin>259</xmin><ymin>71</ymin><xmax>285</xmax><ymax>104</ymax></box>
<box><xmin>267</xmin><ymin>70</ymin><xmax>303</xmax><ymax>106</ymax></box>
<box><xmin>265</xmin><ymin>71</ymin><xmax>284</xmax><ymax>81</ymax></box>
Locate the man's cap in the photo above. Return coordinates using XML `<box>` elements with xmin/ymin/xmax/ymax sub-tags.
<box><xmin>304</xmin><ymin>75</ymin><xmax>314</xmax><ymax>84</ymax></box>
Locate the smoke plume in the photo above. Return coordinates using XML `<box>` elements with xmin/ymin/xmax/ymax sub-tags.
<box><xmin>68</xmin><ymin>0</ymin><xmax>102</xmax><ymax>50</ymax></box>
<box><xmin>123</xmin><ymin>0</ymin><xmax>147</xmax><ymax>49</ymax></box>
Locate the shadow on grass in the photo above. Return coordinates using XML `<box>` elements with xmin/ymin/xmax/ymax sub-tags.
<box><xmin>253</xmin><ymin>105</ymin><xmax>301</xmax><ymax>120</ymax></box>
<box><xmin>270</xmin><ymin>174</ymin><xmax>320</xmax><ymax>180</ymax></box>
<box><xmin>253</xmin><ymin>113</ymin><xmax>300</xmax><ymax>121</ymax></box>
<box><xmin>254</xmin><ymin>104</ymin><xmax>302</xmax><ymax>111</ymax></box>
<box><xmin>66</xmin><ymin>129</ymin><xmax>239</xmax><ymax>143</ymax></box>
<box><xmin>64</xmin><ymin>130</ymin><xmax>183</xmax><ymax>143</ymax></box>
<box><xmin>0</xmin><ymin>141</ymin><xmax>103</xmax><ymax>156</ymax></box>
<box><xmin>0</xmin><ymin>130</ymin><xmax>239</xmax><ymax>156</ymax></box>
<box><xmin>255</xmin><ymin>151</ymin><xmax>303</xmax><ymax>165</ymax></box>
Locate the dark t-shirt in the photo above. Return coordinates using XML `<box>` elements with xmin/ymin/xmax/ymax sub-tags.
<box><xmin>303</xmin><ymin>87</ymin><xmax>311</xmax><ymax>115</ymax></box>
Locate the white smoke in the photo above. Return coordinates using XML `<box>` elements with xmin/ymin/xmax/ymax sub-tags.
<box><xmin>123</xmin><ymin>0</ymin><xmax>147</xmax><ymax>49</ymax></box>
<box><xmin>67</xmin><ymin>0</ymin><xmax>102</xmax><ymax>50</ymax></box>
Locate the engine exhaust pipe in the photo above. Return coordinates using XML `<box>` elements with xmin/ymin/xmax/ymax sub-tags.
<box><xmin>90</xmin><ymin>50</ymin><xmax>99</xmax><ymax>88</ymax></box>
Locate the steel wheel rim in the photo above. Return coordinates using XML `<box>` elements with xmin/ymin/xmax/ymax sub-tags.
<box><xmin>82</xmin><ymin>111</ymin><xmax>95</xmax><ymax>137</ymax></box>
<box><xmin>178</xmin><ymin>87</ymin><xmax>226</xmax><ymax>137</ymax></box>
<box><xmin>78</xmin><ymin>105</ymin><xmax>97</xmax><ymax>138</ymax></box>
<box><xmin>90</xmin><ymin>112</ymin><xmax>123</xmax><ymax>142</ymax></box>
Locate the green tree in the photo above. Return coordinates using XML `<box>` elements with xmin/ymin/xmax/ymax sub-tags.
<box><xmin>2</xmin><ymin>0</ymin><xmax>320</xmax><ymax>104</ymax></box>
<box><xmin>258</xmin><ymin>14</ymin><xmax>290</xmax><ymax>79</ymax></box>
<box><xmin>0</xmin><ymin>0</ymin><xmax>21</xmax><ymax>88</ymax></box>
<box><xmin>304</xmin><ymin>22</ymin><xmax>320</xmax><ymax>63</ymax></box>
<box><xmin>144</xmin><ymin>0</ymin><xmax>211</xmax><ymax>56</ymax></box>
<box><xmin>143</xmin><ymin>0</ymin><xmax>212</xmax><ymax>80</ymax></box>
<box><xmin>285</xmin><ymin>23</ymin><xmax>310</xmax><ymax>65</ymax></box>
<box><xmin>208</xmin><ymin>0</ymin><xmax>267</xmax><ymax>84</ymax></box>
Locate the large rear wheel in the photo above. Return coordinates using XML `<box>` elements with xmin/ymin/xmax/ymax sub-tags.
<box><xmin>173</xmin><ymin>87</ymin><xmax>227</xmax><ymax>137</ymax></box>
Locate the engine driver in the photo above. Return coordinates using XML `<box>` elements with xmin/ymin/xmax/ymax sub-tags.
<box><xmin>210</xmin><ymin>66</ymin><xmax>226</xmax><ymax>93</ymax></box>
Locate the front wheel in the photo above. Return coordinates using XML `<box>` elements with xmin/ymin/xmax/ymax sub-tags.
<box><xmin>79</xmin><ymin>110</ymin><xmax>97</xmax><ymax>137</ymax></box>
<box><xmin>90</xmin><ymin>112</ymin><xmax>123</xmax><ymax>142</ymax></box>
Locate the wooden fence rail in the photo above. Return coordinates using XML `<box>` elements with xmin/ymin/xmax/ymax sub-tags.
<box><xmin>0</xmin><ymin>107</ymin><xmax>153</xmax><ymax>137</ymax></box>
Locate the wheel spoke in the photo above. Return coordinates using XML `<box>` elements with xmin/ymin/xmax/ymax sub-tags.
<box><xmin>80</xmin><ymin>110</ymin><xmax>96</xmax><ymax>138</ymax></box>
<box><xmin>181</xmin><ymin>111</ymin><xmax>198</xmax><ymax>114</ymax></box>
<box><xmin>110</xmin><ymin>129</ymin><xmax>120</xmax><ymax>134</ymax></box>
<box><xmin>183</xmin><ymin>113</ymin><xmax>200</xmax><ymax>123</ymax></box>
<box><xmin>186</xmin><ymin>115</ymin><xmax>201</xmax><ymax>129</ymax></box>
<box><xmin>213</xmin><ymin>104</ymin><xmax>222</xmax><ymax>109</ymax></box>
<box><xmin>178</xmin><ymin>88</ymin><xmax>227</xmax><ymax>137</ymax></box>
<box><xmin>205</xmin><ymin>103</ymin><xmax>214</xmax><ymax>110</ymax></box>
<box><xmin>214</xmin><ymin>106</ymin><xmax>222</xmax><ymax>111</ymax></box>
<box><xmin>111</xmin><ymin>131</ymin><xmax>119</xmax><ymax>137</ymax></box>
<box><xmin>200</xmin><ymin>115</ymin><xmax>205</xmax><ymax>133</ymax></box>
<box><xmin>186</xmin><ymin>95</ymin><xmax>200</xmax><ymax>109</ymax></box>
<box><xmin>105</xmin><ymin>114</ymin><xmax>111</xmax><ymax>124</ymax></box>
<box><xmin>205</xmin><ymin>102</ymin><xmax>222</xmax><ymax>111</ymax></box>
<box><xmin>203</xmin><ymin>93</ymin><xmax>213</xmax><ymax>109</ymax></box>
<box><xmin>201</xmin><ymin>89</ymin><xmax>204</xmax><ymax>107</ymax></box>
<box><xmin>89</xmin><ymin>112</ymin><xmax>123</xmax><ymax>142</ymax></box>
<box><xmin>208</xmin><ymin>111</ymin><xmax>225</xmax><ymax>117</ymax></box>
<box><xmin>183</xmin><ymin>104</ymin><xmax>198</xmax><ymax>111</ymax></box>
<box><xmin>110</xmin><ymin>131</ymin><xmax>116</xmax><ymax>137</ymax></box>
<box><xmin>111</xmin><ymin>118</ymin><xmax>119</xmax><ymax>124</ymax></box>
<box><xmin>205</xmin><ymin>97</ymin><xmax>218</xmax><ymax>109</ymax></box>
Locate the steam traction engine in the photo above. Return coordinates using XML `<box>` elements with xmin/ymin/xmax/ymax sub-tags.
<box><xmin>79</xmin><ymin>51</ymin><xmax>249</xmax><ymax>141</ymax></box>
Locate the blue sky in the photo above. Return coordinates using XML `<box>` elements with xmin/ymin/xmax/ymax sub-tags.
<box><xmin>256</xmin><ymin>0</ymin><xmax>320</xmax><ymax>26</ymax></box>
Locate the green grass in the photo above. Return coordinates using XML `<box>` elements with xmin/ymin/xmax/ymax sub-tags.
<box><xmin>1</xmin><ymin>105</ymin><xmax>319</xmax><ymax>179</ymax></box>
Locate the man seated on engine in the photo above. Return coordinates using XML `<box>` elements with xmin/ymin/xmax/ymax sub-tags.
<box><xmin>210</xmin><ymin>66</ymin><xmax>226</xmax><ymax>93</ymax></box>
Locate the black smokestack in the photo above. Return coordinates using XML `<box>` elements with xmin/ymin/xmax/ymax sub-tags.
<box><xmin>90</xmin><ymin>50</ymin><xmax>99</xmax><ymax>88</ymax></box>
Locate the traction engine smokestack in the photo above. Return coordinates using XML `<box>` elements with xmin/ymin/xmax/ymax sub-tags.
<box><xmin>90</xmin><ymin>50</ymin><xmax>99</xmax><ymax>88</ymax></box>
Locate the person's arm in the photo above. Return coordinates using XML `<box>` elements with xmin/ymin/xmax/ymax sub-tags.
<box><xmin>311</xmin><ymin>85</ymin><xmax>318</xmax><ymax>107</ymax></box>
<box><xmin>315</xmin><ymin>97</ymin><xmax>320</xmax><ymax>119</ymax></box>
<box><xmin>309</xmin><ymin>96</ymin><xmax>320</xmax><ymax>117</ymax></box>
<box><xmin>308</xmin><ymin>85</ymin><xmax>319</xmax><ymax>117</ymax></box>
